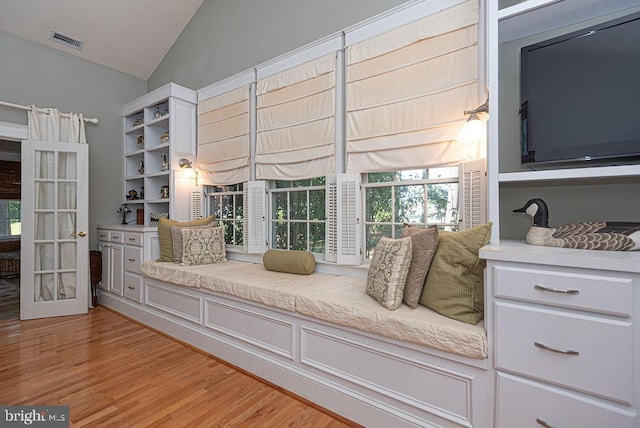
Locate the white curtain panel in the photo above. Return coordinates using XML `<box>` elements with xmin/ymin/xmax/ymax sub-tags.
<box><xmin>346</xmin><ymin>0</ymin><xmax>480</xmax><ymax>172</ymax></box>
<box><xmin>256</xmin><ymin>53</ymin><xmax>336</xmax><ymax>180</ymax></box>
<box><xmin>28</xmin><ymin>107</ymin><xmax>85</xmax><ymax>302</ymax></box>
<box><xmin>197</xmin><ymin>86</ymin><xmax>251</xmax><ymax>185</ymax></box>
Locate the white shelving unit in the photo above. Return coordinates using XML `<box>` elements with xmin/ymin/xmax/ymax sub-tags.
<box><xmin>487</xmin><ymin>0</ymin><xmax>640</xmax><ymax>242</ymax></box>
<box><xmin>122</xmin><ymin>83</ymin><xmax>197</xmax><ymax>225</ymax></box>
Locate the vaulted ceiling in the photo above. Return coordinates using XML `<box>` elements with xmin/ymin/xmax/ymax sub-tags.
<box><xmin>0</xmin><ymin>0</ymin><xmax>205</xmax><ymax>80</ymax></box>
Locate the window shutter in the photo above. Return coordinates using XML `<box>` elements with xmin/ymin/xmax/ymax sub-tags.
<box><xmin>460</xmin><ymin>159</ymin><xmax>486</xmax><ymax>230</ymax></box>
<box><xmin>336</xmin><ymin>173</ymin><xmax>362</xmax><ymax>265</ymax></box>
<box><xmin>325</xmin><ymin>175</ymin><xmax>338</xmax><ymax>263</ymax></box>
<box><xmin>244</xmin><ymin>181</ymin><xmax>267</xmax><ymax>253</ymax></box>
<box><xmin>190</xmin><ymin>191</ymin><xmax>202</xmax><ymax>220</ymax></box>
<box><xmin>345</xmin><ymin>0</ymin><xmax>481</xmax><ymax>172</ymax></box>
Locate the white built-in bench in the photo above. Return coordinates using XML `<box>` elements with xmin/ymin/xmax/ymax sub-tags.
<box><xmin>100</xmin><ymin>258</ymin><xmax>491</xmax><ymax>427</ymax></box>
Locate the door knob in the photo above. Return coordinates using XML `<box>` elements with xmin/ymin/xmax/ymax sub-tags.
<box><xmin>71</xmin><ymin>231</ymin><xmax>87</xmax><ymax>237</ymax></box>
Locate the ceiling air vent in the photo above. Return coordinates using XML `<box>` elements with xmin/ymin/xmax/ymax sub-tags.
<box><xmin>49</xmin><ymin>30</ymin><xmax>84</xmax><ymax>50</ymax></box>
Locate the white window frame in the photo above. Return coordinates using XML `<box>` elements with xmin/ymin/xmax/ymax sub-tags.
<box><xmin>204</xmin><ymin>184</ymin><xmax>245</xmax><ymax>250</ymax></box>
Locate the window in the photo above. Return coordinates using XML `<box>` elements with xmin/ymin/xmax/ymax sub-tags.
<box><xmin>270</xmin><ymin>177</ymin><xmax>326</xmax><ymax>254</ymax></box>
<box><xmin>0</xmin><ymin>200</ymin><xmax>21</xmax><ymax>237</ymax></box>
<box><xmin>206</xmin><ymin>184</ymin><xmax>244</xmax><ymax>247</ymax></box>
<box><xmin>363</xmin><ymin>167</ymin><xmax>459</xmax><ymax>258</ymax></box>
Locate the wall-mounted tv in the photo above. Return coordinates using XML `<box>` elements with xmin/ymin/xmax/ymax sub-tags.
<box><xmin>520</xmin><ymin>11</ymin><xmax>640</xmax><ymax>166</ymax></box>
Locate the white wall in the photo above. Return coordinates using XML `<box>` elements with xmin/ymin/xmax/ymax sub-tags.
<box><xmin>0</xmin><ymin>30</ymin><xmax>147</xmax><ymax>249</ymax></box>
<box><xmin>147</xmin><ymin>0</ymin><xmax>407</xmax><ymax>91</ymax></box>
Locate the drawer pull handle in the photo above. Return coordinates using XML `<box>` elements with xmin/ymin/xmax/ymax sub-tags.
<box><xmin>128</xmin><ymin>286</ymin><xmax>135</xmax><ymax>290</ymax></box>
<box><xmin>128</xmin><ymin>258</ymin><xmax>136</xmax><ymax>262</ymax></box>
<box><xmin>534</xmin><ymin>285</ymin><xmax>579</xmax><ymax>295</ymax></box>
<box><xmin>128</xmin><ymin>238</ymin><xmax>136</xmax><ymax>241</ymax></box>
<box><xmin>536</xmin><ymin>418</ymin><xmax>554</xmax><ymax>428</ymax></box>
<box><xmin>534</xmin><ymin>341</ymin><xmax>579</xmax><ymax>356</ymax></box>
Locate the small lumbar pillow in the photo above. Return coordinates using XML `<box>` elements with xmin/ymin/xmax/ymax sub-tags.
<box><xmin>171</xmin><ymin>223</ymin><xmax>217</xmax><ymax>264</ymax></box>
<box><xmin>401</xmin><ymin>224</ymin><xmax>439</xmax><ymax>309</ymax></box>
<box><xmin>366</xmin><ymin>236</ymin><xmax>413</xmax><ymax>311</ymax></box>
<box><xmin>157</xmin><ymin>216</ymin><xmax>216</xmax><ymax>262</ymax></box>
<box><xmin>180</xmin><ymin>226</ymin><xmax>227</xmax><ymax>266</ymax></box>
<box><xmin>420</xmin><ymin>222</ymin><xmax>492</xmax><ymax>324</ymax></box>
<box><xmin>263</xmin><ymin>249</ymin><xmax>316</xmax><ymax>275</ymax></box>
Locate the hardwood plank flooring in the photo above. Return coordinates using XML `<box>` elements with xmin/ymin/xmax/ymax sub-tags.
<box><xmin>0</xmin><ymin>307</ymin><xmax>357</xmax><ymax>427</ymax></box>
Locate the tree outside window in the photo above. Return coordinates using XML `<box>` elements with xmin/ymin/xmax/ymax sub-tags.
<box><xmin>207</xmin><ymin>184</ymin><xmax>244</xmax><ymax>247</ymax></box>
<box><xmin>0</xmin><ymin>200</ymin><xmax>21</xmax><ymax>237</ymax></box>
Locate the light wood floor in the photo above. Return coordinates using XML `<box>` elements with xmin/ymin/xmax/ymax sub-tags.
<box><xmin>0</xmin><ymin>306</ymin><xmax>357</xmax><ymax>427</ymax></box>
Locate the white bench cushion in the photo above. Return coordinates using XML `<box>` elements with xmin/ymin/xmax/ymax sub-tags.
<box><xmin>141</xmin><ymin>260</ymin><xmax>248</xmax><ymax>288</ymax></box>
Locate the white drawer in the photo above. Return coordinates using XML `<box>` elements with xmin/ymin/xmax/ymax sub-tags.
<box><xmin>493</xmin><ymin>264</ymin><xmax>633</xmax><ymax>317</ymax></box>
<box><xmin>496</xmin><ymin>373</ymin><xmax>636</xmax><ymax>428</ymax></box>
<box><xmin>124</xmin><ymin>232</ymin><xmax>143</xmax><ymax>246</ymax></box>
<box><xmin>97</xmin><ymin>229</ymin><xmax>110</xmax><ymax>242</ymax></box>
<box><xmin>495</xmin><ymin>302</ymin><xmax>633</xmax><ymax>404</ymax></box>
<box><xmin>123</xmin><ymin>273</ymin><xmax>143</xmax><ymax>303</ymax></box>
<box><xmin>124</xmin><ymin>246</ymin><xmax>142</xmax><ymax>273</ymax></box>
<box><xmin>110</xmin><ymin>231</ymin><xmax>124</xmax><ymax>243</ymax></box>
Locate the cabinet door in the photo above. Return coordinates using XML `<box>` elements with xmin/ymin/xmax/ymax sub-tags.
<box><xmin>97</xmin><ymin>243</ymin><xmax>111</xmax><ymax>291</ymax></box>
<box><xmin>110</xmin><ymin>244</ymin><xmax>124</xmax><ymax>295</ymax></box>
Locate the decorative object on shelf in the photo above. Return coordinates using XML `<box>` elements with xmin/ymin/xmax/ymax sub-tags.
<box><xmin>132</xmin><ymin>117</ymin><xmax>144</xmax><ymax>127</ymax></box>
<box><xmin>126</xmin><ymin>189</ymin><xmax>139</xmax><ymax>200</ymax></box>
<box><xmin>160</xmin><ymin>185</ymin><xmax>170</xmax><ymax>199</ymax></box>
<box><xmin>514</xmin><ymin>198</ymin><xmax>640</xmax><ymax>251</ymax></box>
<box><xmin>137</xmin><ymin>135</ymin><xmax>144</xmax><ymax>150</ymax></box>
<box><xmin>149</xmin><ymin>212</ymin><xmax>168</xmax><ymax>226</ymax></box>
<box><xmin>160</xmin><ymin>154</ymin><xmax>169</xmax><ymax>171</ymax></box>
<box><xmin>140</xmin><ymin>186</ymin><xmax>144</xmax><ymax>199</ymax></box>
<box><xmin>117</xmin><ymin>204</ymin><xmax>131</xmax><ymax>225</ymax></box>
<box><xmin>137</xmin><ymin>161</ymin><xmax>144</xmax><ymax>175</ymax></box>
<box><xmin>136</xmin><ymin>208</ymin><xmax>144</xmax><ymax>225</ymax></box>
<box><xmin>154</xmin><ymin>107</ymin><xmax>162</xmax><ymax>118</ymax></box>
<box><xmin>160</xmin><ymin>132</ymin><xmax>170</xmax><ymax>145</ymax></box>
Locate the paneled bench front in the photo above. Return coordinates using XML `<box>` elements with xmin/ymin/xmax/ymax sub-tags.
<box><xmin>99</xmin><ymin>259</ymin><xmax>491</xmax><ymax>428</ymax></box>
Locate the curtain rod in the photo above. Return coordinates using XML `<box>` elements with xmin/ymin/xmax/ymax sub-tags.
<box><xmin>0</xmin><ymin>100</ymin><xmax>99</xmax><ymax>124</ymax></box>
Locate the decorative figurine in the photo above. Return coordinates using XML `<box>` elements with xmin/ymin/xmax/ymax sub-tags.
<box><xmin>160</xmin><ymin>154</ymin><xmax>169</xmax><ymax>171</ymax></box>
<box><xmin>117</xmin><ymin>204</ymin><xmax>131</xmax><ymax>225</ymax></box>
<box><xmin>154</xmin><ymin>107</ymin><xmax>162</xmax><ymax>118</ymax></box>
<box><xmin>514</xmin><ymin>198</ymin><xmax>640</xmax><ymax>251</ymax></box>
<box><xmin>160</xmin><ymin>185</ymin><xmax>170</xmax><ymax>199</ymax></box>
<box><xmin>137</xmin><ymin>135</ymin><xmax>144</xmax><ymax>150</ymax></box>
<box><xmin>160</xmin><ymin>132</ymin><xmax>170</xmax><ymax>145</ymax></box>
<box><xmin>138</xmin><ymin>161</ymin><xmax>144</xmax><ymax>175</ymax></box>
<box><xmin>132</xmin><ymin>117</ymin><xmax>144</xmax><ymax>127</ymax></box>
<box><xmin>126</xmin><ymin>189</ymin><xmax>139</xmax><ymax>200</ymax></box>
<box><xmin>140</xmin><ymin>186</ymin><xmax>144</xmax><ymax>200</ymax></box>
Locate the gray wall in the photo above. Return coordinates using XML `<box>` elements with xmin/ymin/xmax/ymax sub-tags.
<box><xmin>148</xmin><ymin>0</ymin><xmax>406</xmax><ymax>91</ymax></box>
<box><xmin>497</xmin><ymin>6</ymin><xmax>640</xmax><ymax>239</ymax></box>
<box><xmin>0</xmin><ymin>30</ymin><xmax>147</xmax><ymax>249</ymax></box>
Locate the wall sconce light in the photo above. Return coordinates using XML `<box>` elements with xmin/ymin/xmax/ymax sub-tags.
<box><xmin>457</xmin><ymin>100</ymin><xmax>489</xmax><ymax>144</ymax></box>
<box><xmin>179</xmin><ymin>158</ymin><xmax>198</xmax><ymax>186</ymax></box>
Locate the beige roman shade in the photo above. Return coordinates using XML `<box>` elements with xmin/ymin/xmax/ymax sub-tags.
<box><xmin>197</xmin><ymin>85</ymin><xmax>250</xmax><ymax>185</ymax></box>
<box><xmin>256</xmin><ymin>53</ymin><xmax>336</xmax><ymax>180</ymax></box>
<box><xmin>346</xmin><ymin>0</ymin><xmax>480</xmax><ymax>173</ymax></box>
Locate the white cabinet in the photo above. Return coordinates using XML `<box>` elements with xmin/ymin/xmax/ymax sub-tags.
<box><xmin>97</xmin><ymin>225</ymin><xmax>160</xmax><ymax>303</ymax></box>
<box><xmin>481</xmin><ymin>243</ymin><xmax>639</xmax><ymax>428</ymax></box>
<box><xmin>122</xmin><ymin>82</ymin><xmax>197</xmax><ymax>225</ymax></box>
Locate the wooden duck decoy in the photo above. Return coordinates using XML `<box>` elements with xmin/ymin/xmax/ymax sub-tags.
<box><xmin>513</xmin><ymin>198</ymin><xmax>640</xmax><ymax>251</ymax></box>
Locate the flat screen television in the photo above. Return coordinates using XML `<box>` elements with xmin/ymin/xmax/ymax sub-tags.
<box><xmin>520</xmin><ymin>11</ymin><xmax>640</xmax><ymax>166</ymax></box>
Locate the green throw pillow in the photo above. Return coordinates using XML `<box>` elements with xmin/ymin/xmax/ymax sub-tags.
<box><xmin>419</xmin><ymin>222</ymin><xmax>492</xmax><ymax>324</ymax></box>
<box><xmin>157</xmin><ymin>216</ymin><xmax>216</xmax><ymax>262</ymax></box>
<box><xmin>263</xmin><ymin>249</ymin><xmax>316</xmax><ymax>275</ymax></box>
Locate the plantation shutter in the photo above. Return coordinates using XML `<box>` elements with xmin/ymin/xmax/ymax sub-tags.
<box><xmin>324</xmin><ymin>175</ymin><xmax>338</xmax><ymax>263</ymax></box>
<box><xmin>244</xmin><ymin>180</ymin><xmax>267</xmax><ymax>254</ymax></box>
<box><xmin>460</xmin><ymin>159</ymin><xmax>486</xmax><ymax>230</ymax></box>
<box><xmin>256</xmin><ymin>53</ymin><xmax>336</xmax><ymax>180</ymax></box>
<box><xmin>197</xmin><ymin>84</ymin><xmax>251</xmax><ymax>185</ymax></box>
<box><xmin>190</xmin><ymin>190</ymin><xmax>203</xmax><ymax>220</ymax></box>
<box><xmin>345</xmin><ymin>0</ymin><xmax>481</xmax><ymax>172</ymax></box>
<box><xmin>336</xmin><ymin>173</ymin><xmax>362</xmax><ymax>265</ymax></box>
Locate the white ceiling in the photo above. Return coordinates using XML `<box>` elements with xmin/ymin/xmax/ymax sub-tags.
<box><xmin>0</xmin><ymin>0</ymin><xmax>205</xmax><ymax>80</ymax></box>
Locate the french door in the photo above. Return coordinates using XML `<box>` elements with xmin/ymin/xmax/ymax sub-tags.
<box><xmin>21</xmin><ymin>140</ymin><xmax>89</xmax><ymax>319</ymax></box>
